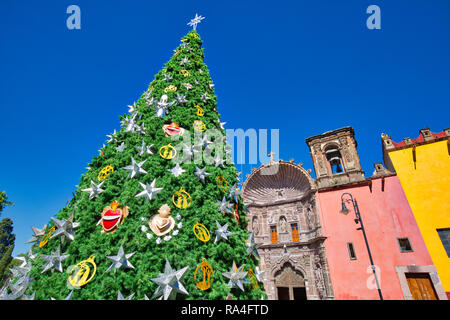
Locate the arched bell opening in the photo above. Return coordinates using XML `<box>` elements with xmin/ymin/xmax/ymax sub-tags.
<box><xmin>325</xmin><ymin>145</ymin><xmax>344</xmax><ymax>174</ymax></box>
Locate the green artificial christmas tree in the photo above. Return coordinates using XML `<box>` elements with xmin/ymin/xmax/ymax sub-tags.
<box><xmin>1</xmin><ymin>17</ymin><xmax>266</xmax><ymax>300</ymax></box>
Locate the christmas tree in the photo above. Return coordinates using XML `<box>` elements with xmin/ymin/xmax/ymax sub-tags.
<box><xmin>1</xmin><ymin>16</ymin><xmax>266</xmax><ymax>300</ymax></box>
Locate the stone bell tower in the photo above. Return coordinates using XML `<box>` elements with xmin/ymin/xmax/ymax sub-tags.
<box><xmin>305</xmin><ymin>127</ymin><xmax>365</xmax><ymax>189</ymax></box>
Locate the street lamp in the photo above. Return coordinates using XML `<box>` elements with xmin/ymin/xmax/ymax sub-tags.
<box><xmin>340</xmin><ymin>192</ymin><xmax>383</xmax><ymax>300</ymax></box>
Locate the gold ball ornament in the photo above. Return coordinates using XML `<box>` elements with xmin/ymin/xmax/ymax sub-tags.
<box><xmin>193</xmin><ymin>222</ymin><xmax>210</xmax><ymax>242</ymax></box>
<box><xmin>68</xmin><ymin>255</ymin><xmax>97</xmax><ymax>288</ymax></box>
<box><xmin>172</xmin><ymin>188</ymin><xmax>191</xmax><ymax>209</ymax></box>
<box><xmin>194</xmin><ymin>258</ymin><xmax>214</xmax><ymax>291</ymax></box>
<box><xmin>97</xmin><ymin>165</ymin><xmax>114</xmax><ymax>181</ymax></box>
<box><xmin>159</xmin><ymin>144</ymin><xmax>177</xmax><ymax>160</ymax></box>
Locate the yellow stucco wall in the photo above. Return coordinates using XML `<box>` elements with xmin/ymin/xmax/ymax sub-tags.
<box><xmin>388</xmin><ymin>140</ymin><xmax>450</xmax><ymax>293</ymax></box>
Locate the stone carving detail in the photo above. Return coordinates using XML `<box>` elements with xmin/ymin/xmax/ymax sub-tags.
<box><xmin>313</xmin><ymin>144</ymin><xmax>327</xmax><ymax>176</ymax></box>
<box><xmin>252</xmin><ymin>216</ymin><xmax>260</xmax><ymax>235</ymax></box>
<box><xmin>342</xmin><ymin>148</ymin><xmax>353</xmax><ymax>163</ymax></box>
<box><xmin>279</xmin><ymin>216</ymin><xmax>288</xmax><ymax>233</ymax></box>
<box><xmin>275</xmin><ymin>189</ymin><xmax>285</xmax><ymax>200</ymax></box>
<box><xmin>314</xmin><ymin>255</ymin><xmax>327</xmax><ymax>299</ymax></box>
<box><xmin>339</xmin><ymin>136</ymin><xmax>348</xmax><ymax>146</ymax></box>
<box><xmin>268</xmin><ymin>210</ymin><xmax>277</xmax><ymax>224</ymax></box>
<box><xmin>275</xmin><ymin>263</ymin><xmax>305</xmax><ymax>287</ymax></box>
<box><xmin>305</xmin><ymin>205</ymin><xmax>315</xmax><ymax>230</ymax></box>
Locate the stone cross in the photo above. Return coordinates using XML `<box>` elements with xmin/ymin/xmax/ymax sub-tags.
<box><xmin>268</xmin><ymin>151</ymin><xmax>276</xmax><ymax>164</ymax></box>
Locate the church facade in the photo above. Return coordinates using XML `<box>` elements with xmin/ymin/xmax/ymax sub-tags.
<box><xmin>242</xmin><ymin>160</ymin><xmax>334</xmax><ymax>300</ymax></box>
<box><xmin>242</xmin><ymin>127</ymin><xmax>447</xmax><ymax>300</ymax></box>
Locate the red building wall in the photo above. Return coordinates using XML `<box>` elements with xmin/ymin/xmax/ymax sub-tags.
<box><xmin>316</xmin><ymin>175</ymin><xmax>434</xmax><ymax>300</ymax></box>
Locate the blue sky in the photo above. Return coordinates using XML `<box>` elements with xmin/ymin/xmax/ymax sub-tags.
<box><xmin>1</xmin><ymin>0</ymin><xmax>449</xmax><ymax>256</ymax></box>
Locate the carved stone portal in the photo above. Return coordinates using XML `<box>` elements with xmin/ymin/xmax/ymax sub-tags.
<box><xmin>274</xmin><ymin>263</ymin><xmax>306</xmax><ymax>300</ymax></box>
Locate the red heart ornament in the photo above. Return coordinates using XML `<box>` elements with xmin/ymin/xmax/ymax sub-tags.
<box><xmin>162</xmin><ymin>123</ymin><xmax>185</xmax><ymax>137</ymax></box>
<box><xmin>102</xmin><ymin>209</ymin><xmax>122</xmax><ymax>232</ymax></box>
<box><xmin>166</xmin><ymin>126</ymin><xmax>182</xmax><ymax>135</ymax></box>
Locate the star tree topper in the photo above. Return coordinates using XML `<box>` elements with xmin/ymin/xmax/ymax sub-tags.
<box><xmin>187</xmin><ymin>13</ymin><xmax>205</xmax><ymax>31</ymax></box>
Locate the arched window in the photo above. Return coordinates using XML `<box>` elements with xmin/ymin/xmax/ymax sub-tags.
<box><xmin>291</xmin><ymin>223</ymin><xmax>299</xmax><ymax>242</ymax></box>
<box><xmin>325</xmin><ymin>146</ymin><xmax>343</xmax><ymax>174</ymax></box>
<box><xmin>270</xmin><ymin>226</ymin><xmax>278</xmax><ymax>244</ymax></box>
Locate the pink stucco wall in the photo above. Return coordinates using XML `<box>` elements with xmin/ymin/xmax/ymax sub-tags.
<box><xmin>316</xmin><ymin>175</ymin><xmax>433</xmax><ymax>300</ymax></box>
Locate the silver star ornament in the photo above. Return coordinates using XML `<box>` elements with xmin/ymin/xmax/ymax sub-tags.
<box><xmin>180</xmin><ymin>57</ymin><xmax>189</xmax><ymax>67</ymax></box>
<box><xmin>50</xmin><ymin>210</ymin><xmax>80</xmax><ymax>243</ymax></box>
<box><xmin>123</xmin><ymin>157</ymin><xmax>147</xmax><ymax>179</ymax></box>
<box><xmin>128</xmin><ymin>103</ymin><xmax>136</xmax><ymax>114</ymax></box>
<box><xmin>82</xmin><ymin>180</ymin><xmax>105</xmax><ymax>200</ymax></box>
<box><xmin>228</xmin><ymin>183</ymin><xmax>243</xmax><ymax>202</ymax></box>
<box><xmin>136</xmin><ymin>140</ymin><xmax>153</xmax><ymax>156</ymax></box>
<box><xmin>194</xmin><ymin>166</ymin><xmax>210</xmax><ymax>183</ymax></box>
<box><xmin>217</xmin><ymin>197</ymin><xmax>233</xmax><ymax>215</ymax></box>
<box><xmin>117</xmin><ymin>291</ymin><xmax>135</xmax><ymax>300</ymax></box>
<box><xmin>222</xmin><ymin>261</ymin><xmax>249</xmax><ymax>292</ymax></box>
<box><xmin>26</xmin><ymin>224</ymin><xmax>48</xmax><ymax>244</ymax></box>
<box><xmin>106</xmin><ymin>245</ymin><xmax>136</xmax><ymax>272</ymax></box>
<box><xmin>150</xmin><ymin>259</ymin><xmax>189</xmax><ymax>300</ymax></box>
<box><xmin>135</xmin><ymin>179</ymin><xmax>163</xmax><ymax>201</ymax></box>
<box><xmin>116</xmin><ymin>142</ymin><xmax>126</xmax><ymax>152</ymax></box>
<box><xmin>40</xmin><ymin>245</ymin><xmax>70</xmax><ymax>273</ymax></box>
<box><xmin>176</xmin><ymin>93</ymin><xmax>188</xmax><ymax>104</ymax></box>
<box><xmin>214</xmin><ymin>221</ymin><xmax>233</xmax><ymax>244</ymax></box>
<box><xmin>201</xmin><ymin>92</ymin><xmax>211</xmax><ymax>103</ymax></box>
<box><xmin>245</xmin><ymin>231</ymin><xmax>262</xmax><ymax>260</ymax></box>
<box><xmin>106</xmin><ymin>129</ymin><xmax>118</xmax><ymax>143</ymax></box>
<box><xmin>254</xmin><ymin>265</ymin><xmax>265</xmax><ymax>283</ymax></box>
<box><xmin>182</xmin><ymin>83</ymin><xmax>193</xmax><ymax>90</ymax></box>
<box><xmin>168</xmin><ymin>163</ymin><xmax>186</xmax><ymax>177</ymax></box>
